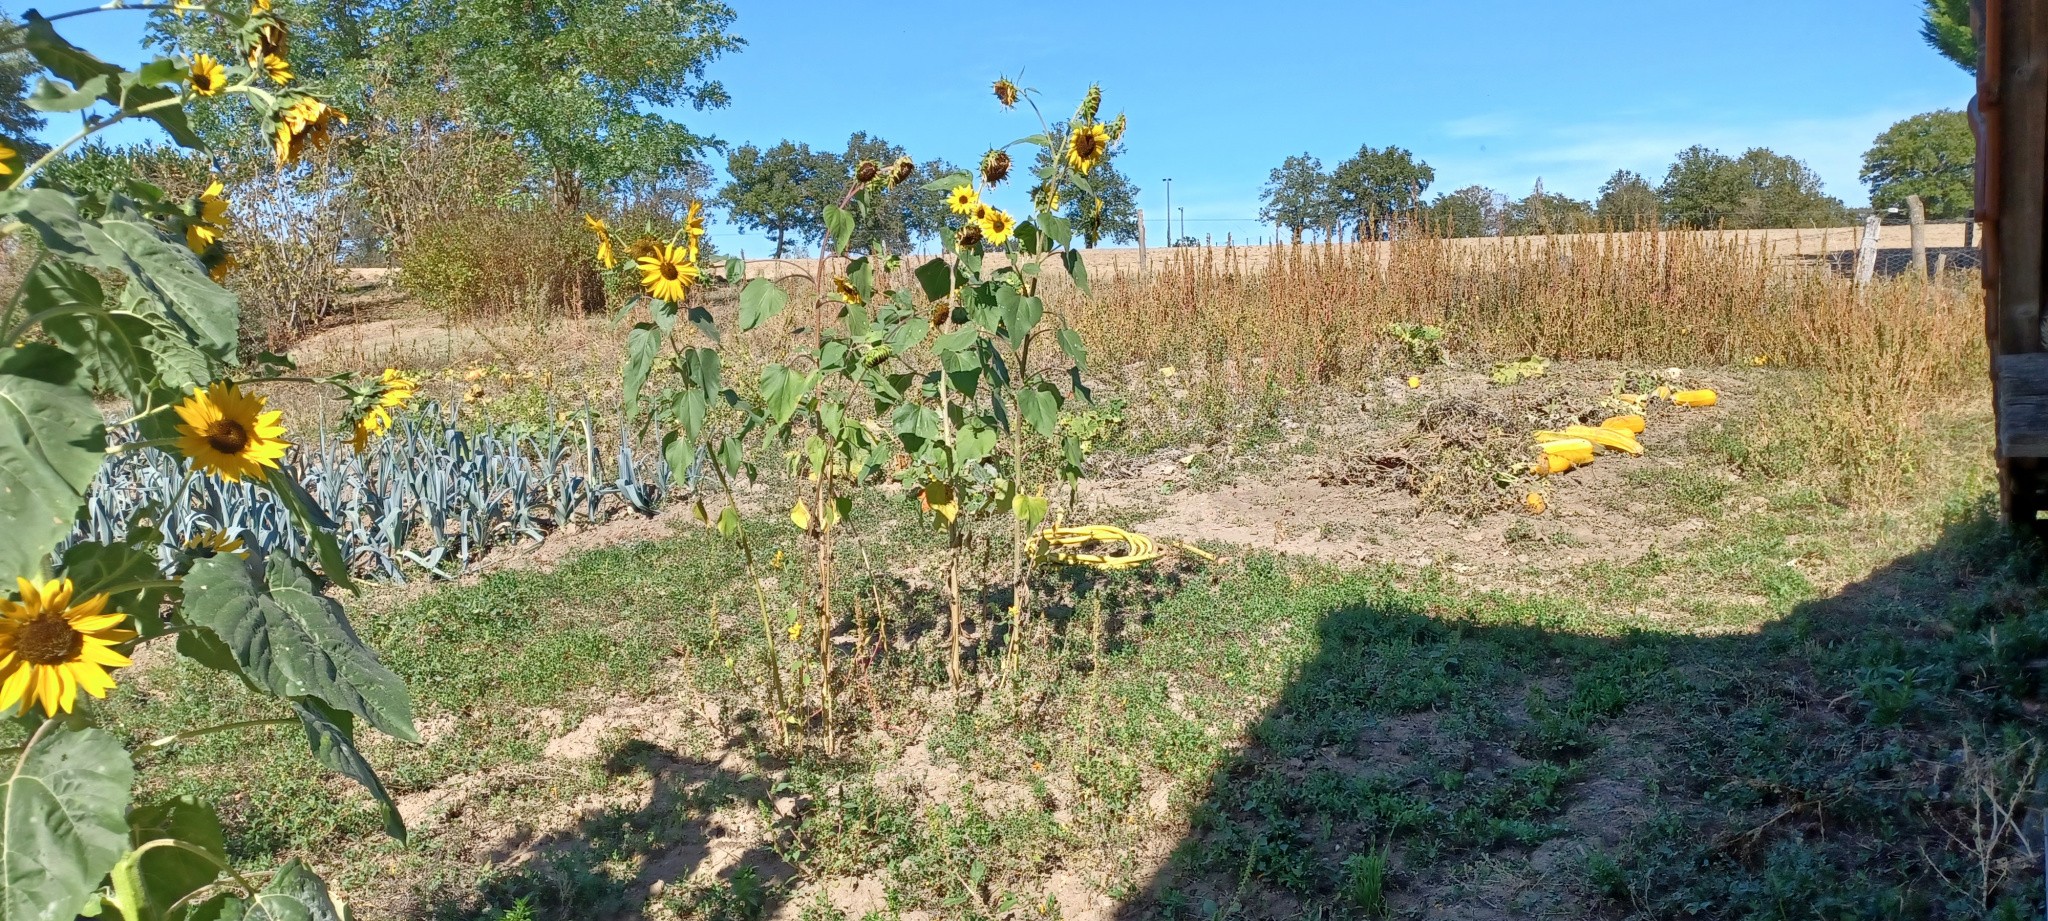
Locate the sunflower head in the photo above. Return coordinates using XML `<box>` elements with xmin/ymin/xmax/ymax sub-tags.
<box><xmin>173</xmin><ymin>382</ymin><xmax>290</xmax><ymax>482</ymax></box>
<box><xmin>185</xmin><ymin>180</ymin><xmax>231</xmax><ymax>254</ymax></box>
<box><xmin>833</xmin><ymin>276</ymin><xmax>862</xmax><ymax>304</ymax></box>
<box><xmin>1076</xmin><ymin>84</ymin><xmax>1102</xmax><ymax>122</ymax></box>
<box><xmin>956</xmin><ymin>221</ymin><xmax>984</xmax><ymax>249</ymax></box>
<box><xmin>376</xmin><ymin>368</ymin><xmax>418</xmax><ymax>408</ymax></box>
<box><xmin>634</xmin><ymin>242</ymin><xmax>699</xmax><ymax>303</ymax></box>
<box><xmin>262</xmin><ymin>53</ymin><xmax>292</xmax><ymax>84</ymax></box>
<box><xmin>855</xmin><ymin>159</ymin><xmax>881</xmax><ymax>184</ymax></box>
<box><xmin>981</xmin><ymin>150</ymin><xmax>1011</xmax><ymax>186</ymax></box>
<box><xmin>946</xmin><ymin>185</ymin><xmax>980</xmax><ymax>216</ymax></box>
<box><xmin>1065</xmin><ymin>122</ymin><xmax>1109</xmax><ymax>176</ymax></box>
<box><xmin>888</xmin><ymin>156</ymin><xmax>915</xmax><ymax>187</ymax></box>
<box><xmin>584</xmin><ymin>214</ymin><xmax>617</xmax><ymax>268</ymax></box>
<box><xmin>348</xmin><ymin>405</ymin><xmax>394</xmax><ymax>454</ymax></box>
<box><xmin>978</xmin><ymin>208</ymin><xmax>1016</xmax><ymax>247</ymax></box>
<box><xmin>271</xmin><ymin>95</ymin><xmax>344</xmax><ymax>166</ymax></box>
<box><xmin>189</xmin><ymin>53</ymin><xmax>227</xmax><ymax>97</ymax></box>
<box><xmin>0</xmin><ymin>578</ymin><xmax>133</xmax><ymax>718</ymax></box>
<box><xmin>0</xmin><ymin>141</ymin><xmax>16</xmax><ymax>180</ymax></box>
<box><xmin>182</xmin><ymin>529</ymin><xmax>248</xmax><ymax>559</ymax></box>
<box><xmin>244</xmin><ymin>11</ymin><xmax>288</xmax><ymax>67</ymax></box>
<box><xmin>684</xmin><ymin>200</ymin><xmax>706</xmax><ymax>253</ymax></box>
<box><xmin>992</xmin><ymin>77</ymin><xmax>1020</xmax><ymax>109</ymax></box>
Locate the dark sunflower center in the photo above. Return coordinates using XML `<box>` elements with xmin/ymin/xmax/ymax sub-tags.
<box><xmin>196</xmin><ymin>73</ymin><xmax>217</xmax><ymax>91</ymax></box>
<box><xmin>660</xmin><ymin>263</ymin><xmax>679</xmax><ymax>281</ymax></box>
<box><xmin>206</xmin><ymin>419</ymin><xmax>250</xmax><ymax>455</ymax></box>
<box><xmin>16</xmin><ymin>614</ymin><xmax>82</xmax><ymax>665</ymax></box>
<box><xmin>1075</xmin><ymin>132</ymin><xmax>1100</xmax><ymax>159</ymax></box>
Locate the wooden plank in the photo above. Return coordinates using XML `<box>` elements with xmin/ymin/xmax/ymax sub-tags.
<box><xmin>1994</xmin><ymin>0</ymin><xmax>2048</xmax><ymax>354</ymax></box>
<box><xmin>1996</xmin><ymin>352</ymin><xmax>2048</xmax><ymax>457</ymax></box>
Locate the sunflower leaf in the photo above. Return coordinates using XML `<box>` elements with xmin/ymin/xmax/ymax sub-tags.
<box><xmin>262</xmin><ymin>467</ymin><xmax>356</xmax><ymax>595</ymax></box>
<box><xmin>184</xmin><ymin>859</ymin><xmax>345</xmax><ymax>921</ymax></box>
<box><xmin>824</xmin><ymin>206</ymin><xmax>854</xmax><ymax>255</ymax></box>
<box><xmin>181</xmin><ymin>551</ymin><xmax>417</xmax><ymax>743</ymax></box>
<box><xmin>292</xmin><ymin>697</ymin><xmax>405</xmax><ymax>842</ymax></box>
<box><xmin>113</xmin><ymin>796</ymin><xmax>227</xmax><ymax>921</ymax></box>
<box><xmin>1</xmin><ymin>722</ymin><xmax>134</xmax><ymax>921</ymax></box>
<box><xmin>0</xmin><ymin>343</ymin><xmax>105</xmax><ymax>581</ymax></box>
<box><xmin>738</xmin><ymin>278</ymin><xmax>787</xmax><ymax>332</ymax></box>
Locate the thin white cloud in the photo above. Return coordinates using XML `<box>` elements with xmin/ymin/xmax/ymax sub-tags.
<box><xmin>1441</xmin><ymin>113</ymin><xmax>1518</xmax><ymax>139</ymax></box>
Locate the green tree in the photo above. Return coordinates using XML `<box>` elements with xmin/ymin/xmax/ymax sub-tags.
<box><xmin>838</xmin><ymin>132</ymin><xmax>960</xmax><ymax>253</ymax></box>
<box><xmin>1427</xmin><ymin>185</ymin><xmax>1502</xmax><ymax>238</ymax></box>
<box><xmin>1921</xmin><ymin>0</ymin><xmax>1977</xmax><ymax>74</ymax></box>
<box><xmin>1330</xmin><ymin>144</ymin><xmax>1434</xmax><ymax>240</ymax></box>
<box><xmin>152</xmin><ymin>0</ymin><xmax>744</xmax><ymax>203</ymax></box>
<box><xmin>1595</xmin><ymin>169</ymin><xmax>1661</xmax><ymax>230</ymax></box>
<box><xmin>1658</xmin><ymin>145</ymin><xmax>1846</xmax><ymax>229</ymax></box>
<box><xmin>0</xmin><ymin>5</ymin><xmax>44</xmax><ymax>156</ymax></box>
<box><xmin>718</xmin><ymin>140</ymin><xmax>839</xmax><ymax>257</ymax></box>
<box><xmin>1861</xmin><ymin>109</ymin><xmax>1975</xmax><ymax>219</ymax></box>
<box><xmin>1259</xmin><ymin>153</ymin><xmax>1331</xmax><ymax>243</ymax></box>
<box><xmin>1504</xmin><ymin>179</ymin><xmax>1594</xmax><ymax>235</ymax></box>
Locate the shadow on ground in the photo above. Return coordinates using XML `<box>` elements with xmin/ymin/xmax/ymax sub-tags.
<box><xmin>1109</xmin><ymin>503</ymin><xmax>2047</xmax><ymax>919</ymax></box>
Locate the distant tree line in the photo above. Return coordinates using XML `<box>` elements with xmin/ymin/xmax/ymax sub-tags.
<box><xmin>1258</xmin><ymin>108</ymin><xmax>1975</xmax><ymax>240</ymax></box>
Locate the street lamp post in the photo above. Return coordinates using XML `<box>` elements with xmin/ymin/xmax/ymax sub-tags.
<box><xmin>1163</xmin><ymin>181</ymin><xmax>1175</xmax><ymax>245</ymax></box>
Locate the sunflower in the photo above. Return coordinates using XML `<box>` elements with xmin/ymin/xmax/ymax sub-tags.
<box><xmin>272</xmin><ymin>96</ymin><xmax>344</xmax><ymax>166</ymax></box>
<box><xmin>635</xmin><ymin>241</ymin><xmax>699</xmax><ymax>303</ymax></box>
<box><xmin>208</xmin><ymin>253</ymin><xmax>238</xmax><ymax>283</ymax></box>
<box><xmin>173</xmin><ymin>0</ymin><xmax>203</xmax><ymax>16</ymax></box>
<box><xmin>182</xmin><ymin>529</ymin><xmax>248</xmax><ymax>558</ymax></box>
<box><xmin>833</xmin><ymin>276</ymin><xmax>862</xmax><ymax>304</ymax></box>
<box><xmin>981</xmin><ymin>149</ymin><xmax>1011</xmax><ymax>186</ymax></box>
<box><xmin>246</xmin><ymin>11</ymin><xmax>287</xmax><ymax>67</ymax></box>
<box><xmin>946</xmin><ymin>185</ymin><xmax>980</xmax><ymax>216</ymax></box>
<box><xmin>1065</xmin><ymin>122</ymin><xmax>1109</xmax><ymax>175</ymax></box>
<box><xmin>683</xmin><ymin>200</ymin><xmax>706</xmax><ymax>255</ymax></box>
<box><xmin>992</xmin><ymin>77</ymin><xmax>1020</xmax><ymax>109</ymax></box>
<box><xmin>347</xmin><ymin>405</ymin><xmax>393</xmax><ymax>454</ymax></box>
<box><xmin>0</xmin><ymin>141</ymin><xmax>16</xmax><ymax>179</ymax></box>
<box><xmin>887</xmin><ymin>156</ymin><xmax>915</xmax><ymax>187</ymax></box>
<box><xmin>978</xmin><ymin>208</ymin><xmax>1016</xmax><ymax>247</ymax></box>
<box><xmin>583</xmin><ymin>214</ymin><xmax>616</xmax><ymax>268</ymax></box>
<box><xmin>627</xmin><ymin>235</ymin><xmax>663</xmax><ymax>263</ymax></box>
<box><xmin>186</xmin><ymin>180</ymin><xmax>230</xmax><ymax>253</ymax></box>
<box><xmin>376</xmin><ymin>368</ymin><xmax>418</xmax><ymax>408</ymax></box>
<box><xmin>0</xmin><ymin>578</ymin><xmax>133</xmax><ymax>718</ymax></box>
<box><xmin>173</xmin><ymin>382</ymin><xmax>290</xmax><ymax>482</ymax></box>
<box><xmin>262</xmin><ymin>53</ymin><xmax>292</xmax><ymax>84</ymax></box>
<box><xmin>188</xmin><ymin>53</ymin><xmax>227</xmax><ymax>97</ymax></box>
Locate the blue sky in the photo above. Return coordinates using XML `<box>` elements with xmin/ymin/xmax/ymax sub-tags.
<box><xmin>44</xmin><ymin>1</ymin><xmax>1971</xmax><ymax>255</ymax></box>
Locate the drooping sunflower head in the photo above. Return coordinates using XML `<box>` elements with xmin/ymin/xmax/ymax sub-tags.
<box><xmin>189</xmin><ymin>53</ymin><xmax>227</xmax><ymax>97</ymax></box>
<box><xmin>855</xmin><ymin>159</ymin><xmax>881</xmax><ymax>185</ymax></box>
<box><xmin>584</xmin><ymin>214</ymin><xmax>617</xmax><ymax>269</ymax></box>
<box><xmin>208</xmin><ymin>253</ymin><xmax>238</xmax><ymax>283</ymax></box>
<box><xmin>1065</xmin><ymin>122</ymin><xmax>1109</xmax><ymax>176</ymax></box>
<box><xmin>888</xmin><ymin>156</ymin><xmax>915</xmax><ymax>187</ymax></box>
<box><xmin>182</xmin><ymin>529</ymin><xmax>248</xmax><ymax>559</ymax></box>
<box><xmin>635</xmin><ymin>242</ymin><xmax>699</xmax><ymax>303</ymax></box>
<box><xmin>0</xmin><ymin>578</ymin><xmax>133</xmax><ymax>718</ymax></box>
<box><xmin>946</xmin><ymin>185</ymin><xmax>979</xmax><ymax>216</ymax></box>
<box><xmin>376</xmin><ymin>368</ymin><xmax>418</xmax><ymax>408</ymax></box>
<box><xmin>271</xmin><ymin>96</ymin><xmax>344</xmax><ymax>166</ymax></box>
<box><xmin>992</xmin><ymin>77</ymin><xmax>1020</xmax><ymax>109</ymax></box>
<box><xmin>956</xmin><ymin>221</ymin><xmax>984</xmax><ymax>249</ymax></box>
<box><xmin>978</xmin><ymin>208</ymin><xmax>1016</xmax><ymax>247</ymax></box>
<box><xmin>262</xmin><ymin>53</ymin><xmax>292</xmax><ymax>84</ymax></box>
<box><xmin>186</xmin><ymin>180</ymin><xmax>230</xmax><ymax>254</ymax></box>
<box><xmin>627</xmin><ymin>235</ymin><xmax>663</xmax><ymax>263</ymax></box>
<box><xmin>1076</xmin><ymin>83</ymin><xmax>1103</xmax><ymax>122</ymax></box>
<box><xmin>173</xmin><ymin>382</ymin><xmax>290</xmax><ymax>482</ymax></box>
<box><xmin>0</xmin><ymin>141</ymin><xmax>17</xmax><ymax>179</ymax></box>
<box><xmin>980</xmin><ymin>149</ymin><xmax>1011</xmax><ymax>186</ymax></box>
<box><xmin>244</xmin><ymin>9</ymin><xmax>288</xmax><ymax>68</ymax></box>
<box><xmin>684</xmin><ymin>200</ymin><xmax>706</xmax><ymax>249</ymax></box>
<box><xmin>347</xmin><ymin>405</ymin><xmax>394</xmax><ymax>454</ymax></box>
<box><xmin>833</xmin><ymin>276</ymin><xmax>862</xmax><ymax>304</ymax></box>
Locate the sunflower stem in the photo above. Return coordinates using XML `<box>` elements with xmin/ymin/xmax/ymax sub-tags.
<box><xmin>144</xmin><ymin>717</ymin><xmax>294</xmax><ymax>750</ymax></box>
<box><xmin>128</xmin><ymin>838</ymin><xmax>262</xmax><ymax>899</ymax></box>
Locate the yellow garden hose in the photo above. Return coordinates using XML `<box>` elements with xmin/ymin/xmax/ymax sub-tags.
<box><xmin>1033</xmin><ymin>524</ymin><xmax>1162</xmax><ymax>570</ymax></box>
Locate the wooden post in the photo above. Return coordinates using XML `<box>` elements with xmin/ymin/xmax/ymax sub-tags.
<box><xmin>1136</xmin><ymin>207</ymin><xmax>1147</xmax><ymax>273</ymax></box>
<box><xmin>1855</xmin><ymin>213</ymin><xmax>1882</xmax><ymax>286</ymax></box>
<box><xmin>1907</xmin><ymin>194</ymin><xmax>1929</xmax><ymax>279</ymax></box>
<box><xmin>1936</xmin><ymin>252</ymin><xmax>1950</xmax><ymax>280</ymax></box>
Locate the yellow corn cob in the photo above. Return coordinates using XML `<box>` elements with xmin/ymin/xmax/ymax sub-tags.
<box><xmin>1566</xmin><ymin>424</ymin><xmax>1644</xmax><ymax>456</ymax></box>
<box><xmin>1535</xmin><ymin>438</ymin><xmax>1596</xmax><ymax>475</ymax></box>
<box><xmin>1601</xmin><ymin>414</ymin><xmax>1646</xmax><ymax>434</ymax></box>
<box><xmin>1672</xmin><ymin>388</ymin><xmax>1718</xmax><ymax>407</ymax></box>
<box><xmin>1532</xmin><ymin>430</ymin><xmax>1574</xmax><ymax>443</ymax></box>
<box><xmin>1524</xmin><ymin>492</ymin><xmax>1547</xmax><ymax>514</ymax></box>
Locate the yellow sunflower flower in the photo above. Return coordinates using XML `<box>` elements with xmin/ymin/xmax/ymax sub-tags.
<box><xmin>684</xmin><ymin>200</ymin><xmax>706</xmax><ymax>256</ymax></box>
<box><xmin>1065</xmin><ymin>122</ymin><xmax>1110</xmax><ymax>175</ymax></box>
<box><xmin>833</xmin><ymin>276</ymin><xmax>862</xmax><ymax>304</ymax></box>
<box><xmin>209</xmin><ymin>253</ymin><xmax>238</xmax><ymax>282</ymax></box>
<box><xmin>0</xmin><ymin>578</ymin><xmax>133</xmax><ymax>718</ymax></box>
<box><xmin>583</xmin><ymin>214</ymin><xmax>616</xmax><ymax>269</ymax></box>
<box><xmin>188</xmin><ymin>53</ymin><xmax>226</xmax><ymax>97</ymax></box>
<box><xmin>347</xmin><ymin>405</ymin><xmax>393</xmax><ymax>454</ymax></box>
<box><xmin>186</xmin><ymin>180</ymin><xmax>230</xmax><ymax>253</ymax></box>
<box><xmin>635</xmin><ymin>241</ymin><xmax>698</xmax><ymax>303</ymax></box>
<box><xmin>173</xmin><ymin>0</ymin><xmax>203</xmax><ymax>16</ymax></box>
<box><xmin>247</xmin><ymin>12</ymin><xmax>287</xmax><ymax>67</ymax></box>
<box><xmin>376</xmin><ymin>368</ymin><xmax>418</xmax><ymax>408</ymax></box>
<box><xmin>262</xmin><ymin>53</ymin><xmax>292</xmax><ymax>84</ymax></box>
<box><xmin>182</xmin><ymin>529</ymin><xmax>248</xmax><ymax>558</ymax></box>
<box><xmin>978</xmin><ymin>208</ymin><xmax>1016</xmax><ymax>247</ymax></box>
<box><xmin>0</xmin><ymin>141</ymin><xmax>16</xmax><ymax>179</ymax></box>
<box><xmin>946</xmin><ymin>185</ymin><xmax>980</xmax><ymax>216</ymax></box>
<box><xmin>173</xmin><ymin>382</ymin><xmax>290</xmax><ymax>482</ymax></box>
<box><xmin>272</xmin><ymin>97</ymin><xmax>345</xmax><ymax>166</ymax></box>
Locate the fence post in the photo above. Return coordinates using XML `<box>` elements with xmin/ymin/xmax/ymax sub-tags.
<box><xmin>1907</xmin><ymin>194</ymin><xmax>1928</xmax><ymax>280</ymax></box>
<box><xmin>1137</xmin><ymin>207</ymin><xmax>1147</xmax><ymax>273</ymax></box>
<box><xmin>1936</xmin><ymin>252</ymin><xmax>1949</xmax><ymax>280</ymax></box>
<box><xmin>1855</xmin><ymin>213</ymin><xmax>1882</xmax><ymax>287</ymax></box>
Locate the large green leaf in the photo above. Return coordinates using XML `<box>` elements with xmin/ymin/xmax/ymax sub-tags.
<box><xmin>33</xmin><ymin>264</ymin><xmax>214</xmax><ymax>408</ymax></box>
<box><xmin>112</xmin><ymin>797</ymin><xmax>226</xmax><ymax>921</ymax></box>
<box><xmin>1016</xmin><ymin>382</ymin><xmax>1062</xmax><ymax>438</ymax></box>
<box><xmin>621</xmin><ymin>322</ymin><xmax>661</xmax><ymax>415</ymax></box>
<box><xmin>181</xmin><ymin>860</ymin><xmax>344</xmax><ymax>921</ymax></box>
<box><xmin>0</xmin><ymin>343</ymin><xmax>106</xmax><ymax>580</ymax></box>
<box><xmin>1</xmin><ymin>723</ymin><xmax>134</xmax><ymax>921</ymax></box>
<box><xmin>261</xmin><ymin>468</ymin><xmax>355</xmax><ymax>594</ymax></box>
<box><xmin>291</xmin><ymin>698</ymin><xmax>405</xmax><ymax>842</ymax></box>
<box><xmin>737</xmin><ymin>278</ymin><xmax>787</xmax><ymax>332</ymax></box>
<box><xmin>758</xmin><ymin>364</ymin><xmax>812</xmax><ymax>427</ymax></box>
<box><xmin>181</xmin><ymin>552</ymin><xmax>417</xmax><ymax>743</ymax></box>
<box><xmin>6</xmin><ymin>190</ymin><xmax>237</xmax><ymax>359</ymax></box>
<box><xmin>823</xmin><ymin>205</ymin><xmax>854</xmax><ymax>255</ymax></box>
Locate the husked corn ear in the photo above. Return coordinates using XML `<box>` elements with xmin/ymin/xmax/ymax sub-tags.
<box><xmin>1672</xmin><ymin>388</ymin><xmax>1718</xmax><ymax>407</ymax></box>
<box><xmin>1601</xmin><ymin>414</ymin><xmax>1646</xmax><ymax>434</ymax></box>
<box><xmin>1532</xmin><ymin>430</ymin><xmax>1573</xmax><ymax>443</ymax></box>
<box><xmin>1535</xmin><ymin>453</ymin><xmax>1585</xmax><ymax>475</ymax></box>
<box><xmin>1565</xmin><ymin>424</ymin><xmax>1644</xmax><ymax>456</ymax></box>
